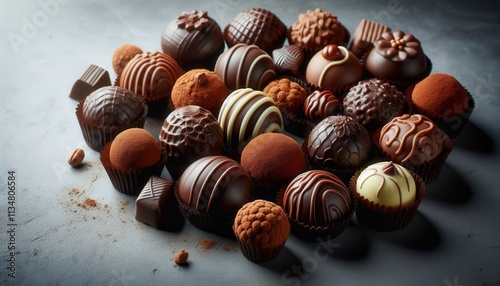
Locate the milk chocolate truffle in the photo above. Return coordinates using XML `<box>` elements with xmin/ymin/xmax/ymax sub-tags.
<box><xmin>112</xmin><ymin>44</ymin><xmax>143</xmax><ymax>75</ymax></box>
<box><xmin>69</xmin><ymin>64</ymin><xmax>111</xmax><ymax>101</ymax></box>
<box><xmin>303</xmin><ymin>115</ymin><xmax>371</xmax><ymax>170</ymax></box>
<box><xmin>233</xmin><ymin>200</ymin><xmax>290</xmax><ymax>263</ymax></box>
<box><xmin>349</xmin><ymin>19</ymin><xmax>391</xmax><ymax>59</ymax></box>
<box><xmin>176</xmin><ymin>156</ymin><xmax>252</xmax><ymax>236</ymax></box>
<box><xmin>306</xmin><ymin>45</ymin><xmax>362</xmax><ymax>89</ymax></box>
<box><xmin>170</xmin><ymin>69</ymin><xmax>227</xmax><ymax>115</ymax></box>
<box><xmin>214</xmin><ymin>44</ymin><xmax>276</xmax><ymax>91</ymax></box>
<box><xmin>356</xmin><ymin>162</ymin><xmax>416</xmax><ymax>208</ymax></box>
<box><xmin>263</xmin><ymin>78</ymin><xmax>307</xmax><ymax>115</ymax></box>
<box><xmin>218</xmin><ymin>88</ymin><xmax>283</xmax><ymax>149</ymax></box>
<box><xmin>288</xmin><ymin>8</ymin><xmax>347</xmax><ymax>53</ymax></box>
<box><xmin>241</xmin><ymin>133</ymin><xmax>306</xmax><ymax>184</ymax></box>
<box><xmin>365</xmin><ymin>30</ymin><xmax>427</xmax><ymax>80</ymax></box>
<box><xmin>159</xmin><ymin>105</ymin><xmax>223</xmax><ymax>179</ymax></box>
<box><xmin>161</xmin><ymin>10</ymin><xmax>224</xmax><ymax>70</ymax></box>
<box><xmin>224</xmin><ymin>8</ymin><xmax>287</xmax><ymax>54</ymax></box>
<box><xmin>109</xmin><ymin>128</ymin><xmax>161</xmax><ymax>170</ymax></box>
<box><xmin>303</xmin><ymin>90</ymin><xmax>340</xmax><ymax>121</ymax></box>
<box><xmin>343</xmin><ymin>79</ymin><xmax>407</xmax><ymax>130</ymax></box>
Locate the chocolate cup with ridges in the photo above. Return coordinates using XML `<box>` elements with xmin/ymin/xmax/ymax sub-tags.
<box><xmin>99</xmin><ymin>144</ymin><xmax>167</xmax><ymax>196</ymax></box>
<box><xmin>349</xmin><ymin>169</ymin><xmax>426</xmax><ymax>231</ymax></box>
<box><xmin>277</xmin><ymin>189</ymin><xmax>356</xmax><ymax>242</ymax></box>
<box><xmin>75</xmin><ymin>100</ymin><xmax>148</xmax><ymax>152</ymax></box>
<box><xmin>235</xmin><ymin>238</ymin><xmax>286</xmax><ymax>263</ymax></box>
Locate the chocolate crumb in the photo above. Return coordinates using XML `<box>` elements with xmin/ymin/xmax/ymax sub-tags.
<box><xmin>174</xmin><ymin>249</ymin><xmax>189</xmax><ymax>265</ymax></box>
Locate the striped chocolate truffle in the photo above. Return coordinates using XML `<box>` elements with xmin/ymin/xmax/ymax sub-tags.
<box><xmin>303</xmin><ymin>90</ymin><xmax>340</xmax><ymax>121</ymax></box>
<box><xmin>218</xmin><ymin>88</ymin><xmax>283</xmax><ymax>149</ymax></box>
<box><xmin>214</xmin><ymin>44</ymin><xmax>276</xmax><ymax>91</ymax></box>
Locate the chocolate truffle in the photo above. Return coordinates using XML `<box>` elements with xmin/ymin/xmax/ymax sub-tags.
<box><xmin>365</xmin><ymin>30</ymin><xmax>427</xmax><ymax>80</ymax></box>
<box><xmin>303</xmin><ymin>90</ymin><xmax>340</xmax><ymax>121</ymax></box>
<box><xmin>349</xmin><ymin>19</ymin><xmax>391</xmax><ymax>59</ymax></box>
<box><xmin>224</xmin><ymin>8</ymin><xmax>287</xmax><ymax>54</ymax></box>
<box><xmin>306</xmin><ymin>45</ymin><xmax>362</xmax><ymax>89</ymax></box>
<box><xmin>109</xmin><ymin>128</ymin><xmax>161</xmax><ymax>170</ymax></box>
<box><xmin>288</xmin><ymin>8</ymin><xmax>347</xmax><ymax>52</ymax></box>
<box><xmin>262</xmin><ymin>78</ymin><xmax>307</xmax><ymax>114</ymax></box>
<box><xmin>161</xmin><ymin>10</ymin><xmax>224</xmax><ymax>70</ymax></box>
<box><xmin>69</xmin><ymin>64</ymin><xmax>111</xmax><ymax>101</ymax></box>
<box><xmin>135</xmin><ymin>176</ymin><xmax>184</xmax><ymax>231</ymax></box>
<box><xmin>303</xmin><ymin>115</ymin><xmax>371</xmax><ymax>169</ymax></box>
<box><xmin>112</xmin><ymin>44</ymin><xmax>143</xmax><ymax>75</ymax></box>
<box><xmin>159</xmin><ymin>105</ymin><xmax>223</xmax><ymax>178</ymax></box>
<box><xmin>82</xmin><ymin>86</ymin><xmax>144</xmax><ymax>126</ymax></box>
<box><xmin>214</xmin><ymin>44</ymin><xmax>276</xmax><ymax>91</ymax></box>
<box><xmin>241</xmin><ymin>133</ymin><xmax>306</xmax><ymax>183</ymax></box>
<box><xmin>170</xmin><ymin>69</ymin><xmax>227</xmax><ymax>115</ymax></box>
<box><xmin>218</xmin><ymin>88</ymin><xmax>283</xmax><ymax>149</ymax></box>
<box><xmin>272</xmin><ymin>45</ymin><xmax>305</xmax><ymax>77</ymax></box>
<box><xmin>343</xmin><ymin>79</ymin><xmax>407</xmax><ymax>130</ymax></box>
<box><xmin>355</xmin><ymin>162</ymin><xmax>416</xmax><ymax>209</ymax></box>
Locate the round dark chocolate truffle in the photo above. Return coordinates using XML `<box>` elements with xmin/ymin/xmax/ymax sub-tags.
<box><xmin>161</xmin><ymin>10</ymin><xmax>224</xmax><ymax>70</ymax></box>
<box><xmin>343</xmin><ymin>79</ymin><xmax>407</xmax><ymax>130</ymax></box>
<box><xmin>224</xmin><ymin>8</ymin><xmax>287</xmax><ymax>54</ymax></box>
<box><xmin>365</xmin><ymin>30</ymin><xmax>427</xmax><ymax>80</ymax></box>
<box><xmin>306</xmin><ymin>45</ymin><xmax>362</xmax><ymax>89</ymax></box>
<box><xmin>214</xmin><ymin>44</ymin><xmax>276</xmax><ymax>91</ymax></box>
<box><xmin>303</xmin><ymin>90</ymin><xmax>340</xmax><ymax>121</ymax></box>
<box><xmin>282</xmin><ymin>170</ymin><xmax>351</xmax><ymax>226</ymax></box>
<box><xmin>272</xmin><ymin>45</ymin><xmax>305</xmax><ymax>77</ymax></box>
<box><xmin>303</xmin><ymin>115</ymin><xmax>371</xmax><ymax>169</ymax></box>
<box><xmin>82</xmin><ymin>86</ymin><xmax>144</xmax><ymax>126</ymax></box>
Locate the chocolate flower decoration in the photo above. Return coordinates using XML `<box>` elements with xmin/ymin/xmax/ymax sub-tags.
<box><xmin>177</xmin><ymin>10</ymin><xmax>210</xmax><ymax>31</ymax></box>
<box><xmin>374</xmin><ymin>30</ymin><xmax>421</xmax><ymax>62</ymax></box>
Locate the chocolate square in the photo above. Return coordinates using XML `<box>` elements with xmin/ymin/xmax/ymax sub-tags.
<box><xmin>69</xmin><ymin>64</ymin><xmax>111</xmax><ymax>101</ymax></box>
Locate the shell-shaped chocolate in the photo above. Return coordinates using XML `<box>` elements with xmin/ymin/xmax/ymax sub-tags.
<box><xmin>224</xmin><ymin>8</ymin><xmax>287</xmax><ymax>54</ymax></box>
<box><xmin>159</xmin><ymin>105</ymin><xmax>223</xmax><ymax>160</ymax></box>
<box><xmin>82</xmin><ymin>86</ymin><xmax>144</xmax><ymax>126</ymax></box>
<box><xmin>161</xmin><ymin>10</ymin><xmax>224</xmax><ymax>70</ymax></box>
<box><xmin>119</xmin><ymin>51</ymin><xmax>183</xmax><ymax>100</ymax></box>
<box><xmin>343</xmin><ymin>79</ymin><xmax>406</xmax><ymax>130</ymax></box>
<box><xmin>303</xmin><ymin>90</ymin><xmax>340</xmax><ymax>121</ymax></box>
<box><xmin>218</xmin><ymin>88</ymin><xmax>283</xmax><ymax>149</ymax></box>
<box><xmin>272</xmin><ymin>45</ymin><xmax>304</xmax><ymax>76</ymax></box>
<box><xmin>214</xmin><ymin>44</ymin><xmax>276</xmax><ymax>91</ymax></box>
<box><xmin>304</xmin><ymin>115</ymin><xmax>371</xmax><ymax>169</ymax></box>
<box><xmin>176</xmin><ymin>156</ymin><xmax>252</xmax><ymax>213</ymax></box>
<box><xmin>283</xmin><ymin>170</ymin><xmax>351</xmax><ymax>226</ymax></box>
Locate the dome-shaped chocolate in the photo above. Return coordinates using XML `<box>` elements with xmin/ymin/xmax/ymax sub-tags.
<box><xmin>303</xmin><ymin>90</ymin><xmax>340</xmax><ymax>121</ymax></box>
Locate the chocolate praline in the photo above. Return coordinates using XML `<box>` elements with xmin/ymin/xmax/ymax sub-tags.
<box><xmin>161</xmin><ymin>10</ymin><xmax>224</xmax><ymax>70</ymax></box>
<box><xmin>272</xmin><ymin>45</ymin><xmax>305</xmax><ymax>77</ymax></box>
<box><xmin>224</xmin><ymin>8</ymin><xmax>287</xmax><ymax>54</ymax></box>
<box><xmin>303</xmin><ymin>90</ymin><xmax>340</xmax><ymax>121</ymax></box>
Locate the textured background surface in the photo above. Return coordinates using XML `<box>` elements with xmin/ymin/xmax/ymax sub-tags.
<box><xmin>1</xmin><ymin>0</ymin><xmax>500</xmax><ymax>285</ymax></box>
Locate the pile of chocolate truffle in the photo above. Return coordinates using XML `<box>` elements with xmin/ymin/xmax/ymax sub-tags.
<box><xmin>68</xmin><ymin>7</ymin><xmax>474</xmax><ymax>263</ymax></box>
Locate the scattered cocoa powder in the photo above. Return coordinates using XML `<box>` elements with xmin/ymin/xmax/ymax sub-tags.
<box><xmin>201</xmin><ymin>239</ymin><xmax>216</xmax><ymax>250</ymax></box>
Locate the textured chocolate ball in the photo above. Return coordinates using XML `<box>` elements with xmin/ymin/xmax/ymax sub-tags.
<box><xmin>109</xmin><ymin>128</ymin><xmax>161</xmax><ymax>170</ymax></box>
<box><xmin>343</xmin><ymin>79</ymin><xmax>407</xmax><ymax>130</ymax></box>
<box><xmin>112</xmin><ymin>44</ymin><xmax>143</xmax><ymax>76</ymax></box>
<box><xmin>82</xmin><ymin>86</ymin><xmax>144</xmax><ymax>126</ymax></box>
<box><xmin>161</xmin><ymin>10</ymin><xmax>224</xmax><ymax>70</ymax></box>
<box><xmin>303</xmin><ymin>115</ymin><xmax>371</xmax><ymax>169</ymax></box>
<box><xmin>262</xmin><ymin>78</ymin><xmax>307</xmax><ymax>114</ymax></box>
<box><xmin>306</xmin><ymin>45</ymin><xmax>362</xmax><ymax>89</ymax></box>
<box><xmin>214</xmin><ymin>44</ymin><xmax>276</xmax><ymax>91</ymax></box>
<box><xmin>303</xmin><ymin>90</ymin><xmax>340</xmax><ymax>121</ymax></box>
<box><xmin>224</xmin><ymin>8</ymin><xmax>287</xmax><ymax>54</ymax></box>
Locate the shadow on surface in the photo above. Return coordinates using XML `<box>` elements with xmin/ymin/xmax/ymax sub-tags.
<box><xmin>259</xmin><ymin>245</ymin><xmax>302</xmax><ymax>274</ymax></box>
<box><xmin>426</xmin><ymin>163</ymin><xmax>473</xmax><ymax>204</ymax></box>
<box><xmin>453</xmin><ymin>121</ymin><xmax>495</xmax><ymax>154</ymax></box>
<box><xmin>369</xmin><ymin>211</ymin><xmax>441</xmax><ymax>251</ymax></box>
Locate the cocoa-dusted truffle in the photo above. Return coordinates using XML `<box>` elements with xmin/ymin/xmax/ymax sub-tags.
<box><xmin>214</xmin><ymin>44</ymin><xmax>276</xmax><ymax>91</ymax></box>
<box><xmin>303</xmin><ymin>115</ymin><xmax>371</xmax><ymax>170</ymax></box>
<box><xmin>112</xmin><ymin>44</ymin><xmax>143</xmax><ymax>75</ymax></box>
<box><xmin>272</xmin><ymin>45</ymin><xmax>305</xmax><ymax>77</ymax></box>
<box><xmin>109</xmin><ymin>128</ymin><xmax>161</xmax><ymax>170</ymax></box>
<box><xmin>263</xmin><ymin>78</ymin><xmax>307</xmax><ymax>114</ymax></box>
<box><xmin>161</xmin><ymin>10</ymin><xmax>224</xmax><ymax>70</ymax></box>
<box><xmin>288</xmin><ymin>8</ymin><xmax>347</xmax><ymax>52</ymax></box>
<box><xmin>365</xmin><ymin>30</ymin><xmax>427</xmax><ymax>80</ymax></box>
<box><xmin>224</xmin><ymin>8</ymin><xmax>287</xmax><ymax>54</ymax></box>
<box><xmin>170</xmin><ymin>69</ymin><xmax>227</xmax><ymax>115</ymax></box>
<box><xmin>306</xmin><ymin>45</ymin><xmax>362</xmax><ymax>89</ymax></box>
<box><xmin>241</xmin><ymin>133</ymin><xmax>306</xmax><ymax>184</ymax></box>
<box><xmin>343</xmin><ymin>79</ymin><xmax>407</xmax><ymax>130</ymax></box>
<box><xmin>233</xmin><ymin>199</ymin><xmax>290</xmax><ymax>263</ymax></box>
<box><xmin>303</xmin><ymin>90</ymin><xmax>340</xmax><ymax>121</ymax></box>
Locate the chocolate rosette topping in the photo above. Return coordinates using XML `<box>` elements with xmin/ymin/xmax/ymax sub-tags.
<box><xmin>374</xmin><ymin>30</ymin><xmax>422</xmax><ymax>62</ymax></box>
<box><xmin>177</xmin><ymin>10</ymin><xmax>210</xmax><ymax>31</ymax></box>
